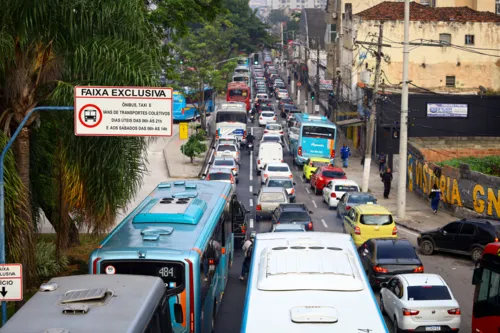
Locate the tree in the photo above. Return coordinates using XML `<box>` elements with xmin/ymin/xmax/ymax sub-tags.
<box><xmin>0</xmin><ymin>0</ymin><xmax>162</xmax><ymax>288</ymax></box>
<box><xmin>268</xmin><ymin>9</ymin><xmax>288</xmax><ymax>24</ymax></box>
<box><xmin>181</xmin><ymin>134</ymin><xmax>207</xmax><ymax>163</ymax></box>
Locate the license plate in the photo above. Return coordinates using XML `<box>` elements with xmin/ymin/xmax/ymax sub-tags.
<box><xmin>425</xmin><ymin>327</ymin><xmax>441</xmax><ymax>331</ymax></box>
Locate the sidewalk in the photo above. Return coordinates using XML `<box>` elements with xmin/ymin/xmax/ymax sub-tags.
<box><xmin>163</xmin><ymin>123</ymin><xmax>211</xmax><ymax>179</ymax></box>
<box><xmin>333</xmin><ymin>155</ymin><xmax>455</xmax><ymax>233</ymax></box>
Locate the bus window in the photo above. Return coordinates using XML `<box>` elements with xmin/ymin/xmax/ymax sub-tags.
<box><xmin>200</xmin><ymin>220</ymin><xmax>223</xmax><ymax>303</ymax></box>
<box><xmin>302</xmin><ymin>125</ymin><xmax>336</xmax><ymax>139</ymax></box>
<box><xmin>229</xmin><ymin>89</ymin><xmax>247</xmax><ymax>97</ymax></box>
<box><xmin>146</xmin><ymin>294</ymin><xmax>173</xmax><ymax>333</ymax></box>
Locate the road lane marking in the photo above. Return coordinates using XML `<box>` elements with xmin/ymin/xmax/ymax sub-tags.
<box><xmin>311</xmin><ymin>200</ymin><xmax>318</xmax><ymax>208</ymax></box>
<box><xmin>249</xmin><ymin>152</ymin><xmax>253</xmax><ymax>181</ymax></box>
<box><xmin>249</xmin><ymin>185</ymin><xmax>253</xmax><ymax>193</ymax></box>
<box><xmin>249</xmin><ymin>199</ymin><xmax>253</xmax><ymax>207</ymax></box>
<box><xmin>305</xmin><ymin>188</ymin><xmax>310</xmax><ymax>194</ymax></box>
<box><xmin>398</xmin><ymin>226</ymin><xmax>420</xmax><ymax>237</ymax></box>
<box><xmin>321</xmin><ymin>219</ymin><xmax>328</xmax><ymax>228</ymax></box>
<box><xmin>284</xmin><ymin>137</ymin><xmax>290</xmax><ymax>152</ymax></box>
<box><xmin>250</xmin><ymin>218</ymin><xmax>254</xmax><ymax>228</ymax></box>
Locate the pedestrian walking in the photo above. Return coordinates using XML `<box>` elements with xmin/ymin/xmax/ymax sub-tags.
<box><xmin>239</xmin><ymin>232</ymin><xmax>256</xmax><ymax>281</ymax></box>
<box><xmin>429</xmin><ymin>184</ymin><xmax>442</xmax><ymax>214</ymax></box>
<box><xmin>378</xmin><ymin>152</ymin><xmax>386</xmax><ymax>172</ymax></box>
<box><xmin>340</xmin><ymin>144</ymin><xmax>351</xmax><ymax>168</ymax></box>
<box><xmin>380</xmin><ymin>168</ymin><xmax>393</xmax><ymax>199</ymax></box>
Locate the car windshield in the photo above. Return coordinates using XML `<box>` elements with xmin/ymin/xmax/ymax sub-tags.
<box><xmin>217</xmin><ymin>145</ymin><xmax>236</xmax><ymax>152</ymax></box>
<box><xmin>377</xmin><ymin>243</ymin><xmax>418</xmax><ymax>259</ymax></box>
<box><xmin>334</xmin><ymin>185</ymin><xmax>358</xmax><ymax>192</ymax></box>
<box><xmin>261</xmin><ymin>192</ymin><xmax>286</xmax><ymax>202</ymax></box>
<box><xmin>260</xmin><ymin>107</ymin><xmax>273</xmax><ymax>111</ymax></box>
<box><xmin>268</xmin><ymin>180</ymin><xmax>293</xmax><ymax>188</ymax></box>
<box><xmin>324</xmin><ymin>170</ymin><xmax>345</xmax><ymax>178</ymax></box>
<box><xmin>216</xmin><ymin>112</ymin><xmax>247</xmax><ymax>123</ymax></box>
<box><xmin>360</xmin><ymin>214</ymin><xmax>393</xmax><ymax>225</ymax></box>
<box><xmin>214</xmin><ymin>160</ymin><xmax>234</xmax><ymax>166</ymax></box>
<box><xmin>407</xmin><ymin>286</ymin><xmax>452</xmax><ymax>301</ymax></box>
<box><xmin>278</xmin><ymin>212</ymin><xmax>310</xmax><ymax>222</ymax></box>
<box><xmin>267</xmin><ymin>124</ymin><xmax>281</xmax><ymax>131</ymax></box>
<box><xmin>268</xmin><ymin>166</ymin><xmax>289</xmax><ymax>172</ymax></box>
<box><xmin>302</xmin><ymin>126</ymin><xmax>336</xmax><ymax>139</ymax></box>
<box><xmin>348</xmin><ymin>194</ymin><xmax>376</xmax><ymax>204</ymax></box>
<box><xmin>279</xmin><ymin>89</ymin><xmax>288</xmax><ymax>92</ymax></box>
<box><xmin>262</xmin><ymin>112</ymin><xmax>274</xmax><ymax>117</ymax></box>
<box><xmin>263</xmin><ymin>137</ymin><xmax>280</xmax><ymax>142</ymax></box>
<box><xmin>208</xmin><ymin>173</ymin><xmax>231</xmax><ymax>181</ymax></box>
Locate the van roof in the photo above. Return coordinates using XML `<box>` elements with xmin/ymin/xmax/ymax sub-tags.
<box><xmin>0</xmin><ymin>275</ymin><xmax>165</xmax><ymax>333</ymax></box>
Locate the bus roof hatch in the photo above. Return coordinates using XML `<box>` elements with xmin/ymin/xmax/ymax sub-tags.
<box><xmin>133</xmin><ymin>197</ymin><xmax>207</xmax><ymax>225</ymax></box>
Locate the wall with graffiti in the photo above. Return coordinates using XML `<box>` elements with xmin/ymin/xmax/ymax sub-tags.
<box><xmin>407</xmin><ymin>143</ymin><xmax>500</xmax><ymax>220</ymax></box>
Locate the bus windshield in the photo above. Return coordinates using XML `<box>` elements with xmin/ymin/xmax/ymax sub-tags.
<box><xmin>302</xmin><ymin>126</ymin><xmax>335</xmax><ymax>139</ymax></box>
<box><xmin>216</xmin><ymin>111</ymin><xmax>247</xmax><ymax>123</ymax></box>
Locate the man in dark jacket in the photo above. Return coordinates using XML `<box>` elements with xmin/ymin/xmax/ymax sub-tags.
<box><xmin>381</xmin><ymin>168</ymin><xmax>393</xmax><ymax>199</ymax></box>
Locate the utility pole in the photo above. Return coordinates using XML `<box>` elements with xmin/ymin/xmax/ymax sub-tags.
<box><xmin>336</xmin><ymin>0</ymin><xmax>343</xmax><ymax>71</ymax></box>
<box><xmin>397</xmin><ymin>0</ymin><xmax>410</xmax><ymax>218</ymax></box>
<box><xmin>280</xmin><ymin>22</ymin><xmax>284</xmax><ymax>67</ymax></box>
<box><xmin>304</xmin><ymin>43</ymin><xmax>309</xmax><ymax>113</ymax></box>
<box><xmin>315</xmin><ymin>39</ymin><xmax>320</xmax><ymax>113</ymax></box>
<box><xmin>361</xmin><ymin>22</ymin><xmax>384</xmax><ymax>193</ymax></box>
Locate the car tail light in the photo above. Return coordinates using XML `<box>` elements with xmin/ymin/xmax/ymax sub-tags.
<box><xmin>447</xmin><ymin>308</ymin><xmax>461</xmax><ymax>315</ymax></box>
<box><xmin>264</xmin><ymin>130</ymin><xmax>268</xmax><ymax>133</ymax></box>
<box><xmin>354</xmin><ymin>226</ymin><xmax>361</xmax><ymax>235</ymax></box>
<box><xmin>319</xmin><ymin>176</ymin><xmax>324</xmax><ymax>181</ymax></box>
<box><xmin>330</xmin><ymin>193</ymin><xmax>336</xmax><ymax>198</ymax></box>
<box><xmin>230</xmin><ymin>175</ymin><xmax>234</xmax><ymax>184</ymax></box>
<box><xmin>236</xmin><ymin>151</ymin><xmax>239</xmax><ymax>156</ymax></box>
<box><xmin>260</xmin><ymin>116</ymin><xmax>263</xmax><ymax>120</ymax></box>
<box><xmin>243</xmin><ymin>131</ymin><xmax>247</xmax><ymax>139</ymax></box>
<box><xmin>298</xmin><ymin>146</ymin><xmax>302</xmax><ymax>156</ymax></box>
<box><xmin>280</xmin><ymin>131</ymin><xmax>283</xmax><ymax>134</ymax></box>
<box><xmin>215</xmin><ymin>131</ymin><xmax>219</xmax><ymax>139</ymax></box>
<box><xmin>308</xmin><ymin>222</ymin><xmax>313</xmax><ymax>230</ymax></box>
<box><xmin>290</xmin><ymin>188</ymin><xmax>295</xmax><ymax>194</ymax></box>
<box><xmin>258</xmin><ymin>160</ymin><xmax>261</xmax><ymax>165</ymax></box>
<box><xmin>496</xmin><ymin>237</ymin><xmax>499</xmax><ymax>242</ymax></box>
<box><xmin>373</xmin><ymin>266</ymin><xmax>388</xmax><ymax>273</ymax></box>
<box><xmin>346</xmin><ymin>206</ymin><xmax>352</xmax><ymax>211</ymax></box>
<box><xmin>289</xmin><ymin>174</ymin><xmax>293</xmax><ymax>179</ymax></box>
<box><xmin>413</xmin><ymin>265</ymin><xmax>424</xmax><ymax>273</ymax></box>
<box><xmin>392</xmin><ymin>226</ymin><xmax>398</xmax><ymax>235</ymax></box>
<box><xmin>273</xmin><ymin>116</ymin><xmax>276</xmax><ymax>120</ymax></box>
<box><xmin>281</xmin><ymin>159</ymin><xmax>285</xmax><ymax>162</ymax></box>
<box><xmin>92</xmin><ymin>257</ymin><xmax>101</xmax><ymax>274</ymax></box>
<box><xmin>330</xmin><ymin>150</ymin><xmax>335</xmax><ymax>158</ymax></box>
<box><xmin>403</xmin><ymin>308</ymin><xmax>420</xmax><ymax>316</ymax></box>
<box><xmin>256</xmin><ymin>204</ymin><xmax>262</xmax><ymax>211</ymax></box>
<box><xmin>232</xmin><ymin>168</ymin><xmax>237</xmax><ymax>172</ymax></box>
<box><xmin>206</xmin><ymin>175</ymin><xmax>210</xmax><ymax>180</ymax></box>
<box><xmin>263</xmin><ymin>174</ymin><xmax>268</xmax><ymax>179</ymax></box>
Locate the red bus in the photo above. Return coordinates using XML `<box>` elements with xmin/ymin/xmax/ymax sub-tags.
<box><xmin>472</xmin><ymin>242</ymin><xmax>500</xmax><ymax>333</ymax></box>
<box><xmin>227</xmin><ymin>82</ymin><xmax>250</xmax><ymax>111</ymax></box>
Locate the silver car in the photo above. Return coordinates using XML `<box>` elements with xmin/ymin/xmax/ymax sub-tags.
<box><xmin>336</xmin><ymin>192</ymin><xmax>377</xmax><ymax>218</ymax></box>
<box><xmin>254</xmin><ymin>187</ymin><xmax>289</xmax><ymax>220</ymax></box>
<box><xmin>205</xmin><ymin>167</ymin><xmax>236</xmax><ymax>191</ymax></box>
<box><xmin>211</xmin><ymin>157</ymin><xmax>239</xmax><ymax>183</ymax></box>
<box><xmin>271</xmin><ymin>224</ymin><xmax>306</xmax><ymax>232</ymax></box>
<box><xmin>264</xmin><ymin>176</ymin><xmax>296</xmax><ymax>202</ymax></box>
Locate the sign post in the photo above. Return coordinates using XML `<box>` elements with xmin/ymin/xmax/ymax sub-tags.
<box><xmin>74</xmin><ymin>86</ymin><xmax>173</xmax><ymax>136</ymax></box>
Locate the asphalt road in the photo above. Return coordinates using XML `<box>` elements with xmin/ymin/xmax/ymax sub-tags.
<box><xmin>214</xmin><ymin>98</ymin><xmax>475</xmax><ymax>332</ymax></box>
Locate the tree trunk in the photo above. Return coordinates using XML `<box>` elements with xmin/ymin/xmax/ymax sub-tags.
<box><xmin>13</xmin><ymin>128</ymin><xmax>37</xmax><ymax>292</ymax></box>
<box><xmin>55</xmin><ymin>140</ymin><xmax>70</xmax><ymax>258</ymax></box>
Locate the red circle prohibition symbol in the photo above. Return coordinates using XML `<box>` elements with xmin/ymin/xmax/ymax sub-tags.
<box><xmin>79</xmin><ymin>104</ymin><xmax>103</xmax><ymax>128</ymax></box>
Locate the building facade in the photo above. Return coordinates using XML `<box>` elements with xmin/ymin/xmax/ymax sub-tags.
<box><xmin>270</xmin><ymin>0</ymin><xmax>326</xmax><ymax>9</ymax></box>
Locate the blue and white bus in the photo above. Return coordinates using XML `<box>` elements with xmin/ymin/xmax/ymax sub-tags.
<box><xmin>89</xmin><ymin>180</ymin><xmax>249</xmax><ymax>333</ymax></box>
<box><xmin>240</xmin><ymin>232</ymin><xmax>389</xmax><ymax>333</ymax></box>
<box><xmin>173</xmin><ymin>86</ymin><xmax>215</xmax><ymax>121</ymax></box>
<box><xmin>289</xmin><ymin>114</ymin><xmax>337</xmax><ymax>166</ymax></box>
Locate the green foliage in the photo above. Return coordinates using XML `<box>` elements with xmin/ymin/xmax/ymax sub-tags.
<box><xmin>35</xmin><ymin>240</ymin><xmax>69</xmax><ymax>280</ymax></box>
<box><xmin>438</xmin><ymin>156</ymin><xmax>500</xmax><ymax>177</ymax></box>
<box><xmin>181</xmin><ymin>134</ymin><xmax>207</xmax><ymax>163</ymax></box>
<box><xmin>194</xmin><ymin>129</ymin><xmax>207</xmax><ymax>141</ymax></box>
<box><xmin>268</xmin><ymin>9</ymin><xmax>288</xmax><ymax>24</ymax></box>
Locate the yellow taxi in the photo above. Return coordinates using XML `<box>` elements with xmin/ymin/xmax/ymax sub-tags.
<box><xmin>302</xmin><ymin>157</ymin><xmax>331</xmax><ymax>181</ymax></box>
<box><xmin>343</xmin><ymin>204</ymin><xmax>397</xmax><ymax>247</ymax></box>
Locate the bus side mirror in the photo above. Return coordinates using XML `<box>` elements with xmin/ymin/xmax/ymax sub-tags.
<box><xmin>174</xmin><ymin>303</ymin><xmax>183</xmax><ymax>323</ymax></box>
<box><xmin>472</xmin><ymin>267</ymin><xmax>482</xmax><ymax>285</ymax></box>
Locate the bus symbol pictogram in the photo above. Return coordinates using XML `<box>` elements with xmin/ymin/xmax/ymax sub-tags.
<box><xmin>84</xmin><ymin>109</ymin><xmax>97</xmax><ymax>122</ymax></box>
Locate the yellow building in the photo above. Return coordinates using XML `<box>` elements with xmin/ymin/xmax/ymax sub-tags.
<box><xmin>354</xmin><ymin>2</ymin><xmax>500</xmax><ymax>92</ymax></box>
<box><xmin>434</xmin><ymin>0</ymin><xmax>499</xmax><ymax>13</ymax></box>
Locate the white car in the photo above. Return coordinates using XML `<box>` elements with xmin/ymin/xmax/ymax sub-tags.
<box><xmin>261</xmin><ymin>163</ymin><xmax>292</xmax><ymax>184</ymax></box>
<box><xmin>380</xmin><ymin>274</ymin><xmax>461</xmax><ymax>332</ymax></box>
<box><xmin>264</xmin><ymin>123</ymin><xmax>283</xmax><ymax>136</ymax></box>
<box><xmin>277</xmin><ymin>89</ymin><xmax>289</xmax><ymax>99</ymax></box>
<box><xmin>217</xmin><ymin>135</ymin><xmax>240</xmax><ymax>149</ymax></box>
<box><xmin>256</xmin><ymin>93</ymin><xmax>269</xmax><ymax>100</ymax></box>
<box><xmin>322</xmin><ymin>179</ymin><xmax>360</xmax><ymax>208</ymax></box>
<box><xmin>214</xmin><ymin>143</ymin><xmax>239</xmax><ymax>162</ymax></box>
<box><xmin>259</xmin><ymin>111</ymin><xmax>277</xmax><ymax>126</ymax></box>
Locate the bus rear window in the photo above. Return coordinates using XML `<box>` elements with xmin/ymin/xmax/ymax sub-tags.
<box><xmin>229</xmin><ymin>89</ymin><xmax>248</xmax><ymax>97</ymax></box>
<box><xmin>302</xmin><ymin>126</ymin><xmax>335</xmax><ymax>139</ymax></box>
<box><xmin>100</xmin><ymin>260</ymin><xmax>185</xmax><ymax>292</ymax></box>
<box><xmin>216</xmin><ymin>112</ymin><xmax>247</xmax><ymax>123</ymax></box>
<box><xmin>407</xmin><ymin>286</ymin><xmax>452</xmax><ymax>301</ymax></box>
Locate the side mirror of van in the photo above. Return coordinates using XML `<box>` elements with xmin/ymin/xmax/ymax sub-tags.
<box><xmin>174</xmin><ymin>303</ymin><xmax>183</xmax><ymax>323</ymax></box>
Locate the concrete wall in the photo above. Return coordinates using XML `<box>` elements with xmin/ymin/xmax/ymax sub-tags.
<box><xmin>407</xmin><ymin>140</ymin><xmax>500</xmax><ymax>219</ymax></box>
<box><xmin>354</xmin><ymin>19</ymin><xmax>500</xmax><ymax>91</ymax></box>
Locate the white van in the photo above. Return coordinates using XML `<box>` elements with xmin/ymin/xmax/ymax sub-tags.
<box><xmin>256</xmin><ymin>142</ymin><xmax>283</xmax><ymax>175</ymax></box>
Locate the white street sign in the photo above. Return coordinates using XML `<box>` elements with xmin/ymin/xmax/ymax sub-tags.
<box><xmin>0</xmin><ymin>264</ymin><xmax>22</xmax><ymax>301</ymax></box>
<box><xmin>315</xmin><ymin>105</ymin><xmax>320</xmax><ymax>112</ymax></box>
<box><xmin>74</xmin><ymin>86</ymin><xmax>173</xmax><ymax>137</ymax></box>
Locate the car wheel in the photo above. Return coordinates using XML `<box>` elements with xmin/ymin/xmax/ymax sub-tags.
<box><xmin>257</xmin><ymin>169</ymin><xmax>261</xmax><ymax>176</ymax></box>
<box><xmin>310</xmin><ymin>182</ymin><xmax>314</xmax><ymax>190</ymax></box>
<box><xmin>379</xmin><ymin>296</ymin><xmax>385</xmax><ymax>315</ymax></box>
<box><xmin>419</xmin><ymin>239</ymin><xmax>435</xmax><ymax>255</ymax></box>
<box><xmin>211</xmin><ymin>301</ymin><xmax>217</xmax><ymax>333</ymax></box>
<box><xmin>471</xmin><ymin>246</ymin><xmax>483</xmax><ymax>262</ymax></box>
<box><xmin>336</xmin><ymin>209</ymin><xmax>340</xmax><ymax>218</ymax></box>
<box><xmin>393</xmin><ymin>318</ymin><xmax>400</xmax><ymax>333</ymax></box>
<box><xmin>314</xmin><ymin>186</ymin><xmax>320</xmax><ymax>195</ymax></box>
<box><xmin>236</xmin><ymin>179</ymin><xmax>239</xmax><ymax>184</ymax></box>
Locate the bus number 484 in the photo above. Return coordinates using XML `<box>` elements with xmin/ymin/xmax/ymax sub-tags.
<box><xmin>159</xmin><ymin>267</ymin><xmax>175</xmax><ymax>278</ymax></box>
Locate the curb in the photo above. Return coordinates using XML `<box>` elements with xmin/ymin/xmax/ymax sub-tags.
<box><xmin>395</xmin><ymin>221</ymin><xmax>423</xmax><ymax>234</ymax></box>
<box><xmin>163</xmin><ymin>135</ymin><xmax>213</xmax><ymax>179</ymax></box>
<box><xmin>197</xmin><ymin>137</ymin><xmax>214</xmax><ymax>178</ymax></box>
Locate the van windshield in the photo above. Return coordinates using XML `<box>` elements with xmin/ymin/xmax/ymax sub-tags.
<box><xmin>360</xmin><ymin>214</ymin><xmax>393</xmax><ymax>226</ymax></box>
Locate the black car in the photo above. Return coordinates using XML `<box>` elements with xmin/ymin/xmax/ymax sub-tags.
<box><xmin>358</xmin><ymin>238</ymin><xmax>424</xmax><ymax>287</ymax></box>
<box><xmin>281</xmin><ymin>104</ymin><xmax>299</xmax><ymax>117</ymax></box>
<box><xmin>271</xmin><ymin>203</ymin><xmax>314</xmax><ymax>231</ymax></box>
<box><xmin>417</xmin><ymin>218</ymin><xmax>500</xmax><ymax>261</ymax></box>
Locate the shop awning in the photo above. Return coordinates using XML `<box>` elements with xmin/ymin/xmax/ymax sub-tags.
<box><xmin>335</xmin><ymin>118</ymin><xmax>364</xmax><ymax>127</ymax></box>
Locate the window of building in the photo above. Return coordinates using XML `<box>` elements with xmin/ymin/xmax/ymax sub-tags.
<box><xmin>497</xmin><ymin>0</ymin><xmax>500</xmax><ymax>15</ymax></box>
<box><xmin>465</xmin><ymin>34</ymin><xmax>475</xmax><ymax>45</ymax></box>
<box><xmin>445</xmin><ymin>76</ymin><xmax>456</xmax><ymax>87</ymax></box>
<box><xmin>330</xmin><ymin>24</ymin><xmax>337</xmax><ymax>44</ymax></box>
<box><xmin>439</xmin><ymin>33</ymin><xmax>451</xmax><ymax>45</ymax></box>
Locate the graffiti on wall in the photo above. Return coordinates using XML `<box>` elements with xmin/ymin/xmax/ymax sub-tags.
<box><xmin>407</xmin><ymin>153</ymin><xmax>500</xmax><ymax>219</ymax></box>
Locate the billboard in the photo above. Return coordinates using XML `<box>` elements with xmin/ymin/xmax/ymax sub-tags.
<box><xmin>426</xmin><ymin>103</ymin><xmax>468</xmax><ymax>118</ymax></box>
